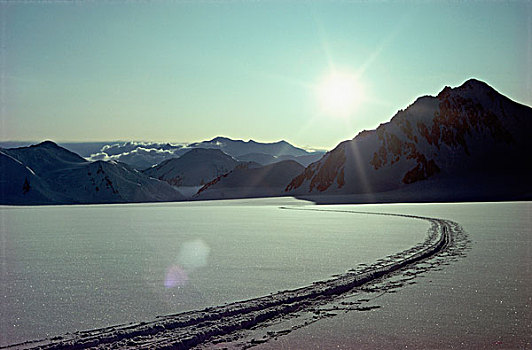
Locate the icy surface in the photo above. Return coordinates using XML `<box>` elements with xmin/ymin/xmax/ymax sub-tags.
<box><xmin>3</xmin><ymin>200</ymin><xmax>525</xmax><ymax>349</ymax></box>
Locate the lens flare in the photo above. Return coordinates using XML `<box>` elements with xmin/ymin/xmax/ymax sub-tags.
<box><xmin>163</xmin><ymin>239</ymin><xmax>211</xmax><ymax>289</ymax></box>
<box><xmin>164</xmin><ymin>265</ymin><xmax>188</xmax><ymax>288</ymax></box>
<box><xmin>178</xmin><ymin>239</ymin><xmax>210</xmax><ymax>270</ymax></box>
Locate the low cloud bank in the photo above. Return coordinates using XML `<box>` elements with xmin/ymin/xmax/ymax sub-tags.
<box><xmin>88</xmin><ymin>142</ymin><xmax>188</xmax><ymax>170</ymax></box>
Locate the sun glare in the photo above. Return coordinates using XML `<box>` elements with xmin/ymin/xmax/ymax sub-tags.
<box><xmin>317</xmin><ymin>72</ymin><xmax>363</xmax><ymax>118</ymax></box>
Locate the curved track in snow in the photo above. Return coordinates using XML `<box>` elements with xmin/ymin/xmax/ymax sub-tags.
<box><xmin>5</xmin><ymin>208</ymin><xmax>465</xmax><ymax>350</ymax></box>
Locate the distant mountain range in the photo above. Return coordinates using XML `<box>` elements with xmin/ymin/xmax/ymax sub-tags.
<box><xmin>141</xmin><ymin>144</ymin><xmax>323</xmax><ymax>190</ymax></box>
<box><xmin>286</xmin><ymin>79</ymin><xmax>532</xmax><ymax>202</ymax></box>
<box><xmin>188</xmin><ymin>137</ymin><xmax>309</xmax><ymax>157</ymax></box>
<box><xmin>84</xmin><ymin>137</ymin><xmax>324</xmax><ymax>170</ymax></box>
<box><xmin>0</xmin><ymin>141</ymin><xmax>184</xmax><ymax>205</ymax></box>
<box><xmin>0</xmin><ymin>138</ymin><xmax>321</xmax><ymax>204</ymax></box>
<box><xmin>2</xmin><ymin>79</ymin><xmax>530</xmax><ymax>205</ymax></box>
<box><xmin>0</xmin><ymin>138</ymin><xmax>324</xmax><ymax>170</ymax></box>
<box><xmin>188</xmin><ymin>137</ymin><xmax>325</xmax><ymax>168</ymax></box>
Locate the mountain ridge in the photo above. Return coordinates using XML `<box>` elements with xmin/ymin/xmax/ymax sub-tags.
<box><xmin>78</xmin><ymin>137</ymin><xmax>320</xmax><ymax>170</ymax></box>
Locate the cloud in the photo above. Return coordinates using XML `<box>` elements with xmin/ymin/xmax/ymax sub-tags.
<box><xmin>87</xmin><ymin>142</ymin><xmax>187</xmax><ymax>169</ymax></box>
<box><xmin>133</xmin><ymin>147</ymin><xmax>176</xmax><ymax>156</ymax></box>
<box><xmin>88</xmin><ymin>152</ymin><xmax>110</xmax><ymax>161</ymax></box>
<box><xmin>99</xmin><ymin>141</ymin><xmax>184</xmax><ymax>156</ymax></box>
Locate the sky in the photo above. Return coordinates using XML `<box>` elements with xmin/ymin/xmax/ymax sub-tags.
<box><xmin>2</xmin><ymin>1</ymin><xmax>531</xmax><ymax>150</ymax></box>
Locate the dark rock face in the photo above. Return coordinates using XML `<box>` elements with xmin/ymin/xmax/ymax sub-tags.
<box><xmin>286</xmin><ymin>146</ymin><xmax>346</xmax><ymax>192</ymax></box>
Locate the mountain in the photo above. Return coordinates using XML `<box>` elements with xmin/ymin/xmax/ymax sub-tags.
<box><xmin>286</xmin><ymin>79</ymin><xmax>532</xmax><ymax>202</ymax></box>
<box><xmin>0</xmin><ymin>141</ymin><xmax>184</xmax><ymax>205</ymax></box>
<box><xmin>195</xmin><ymin>160</ymin><xmax>305</xmax><ymax>199</ymax></box>
<box><xmin>188</xmin><ymin>137</ymin><xmax>309</xmax><ymax>158</ymax></box>
<box><xmin>143</xmin><ymin>148</ymin><xmax>243</xmax><ymax>187</ymax></box>
<box><xmin>4</xmin><ymin>141</ymin><xmax>88</xmax><ymax>173</ymax></box>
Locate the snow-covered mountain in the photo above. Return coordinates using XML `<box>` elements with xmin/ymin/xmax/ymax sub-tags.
<box><xmin>189</xmin><ymin>137</ymin><xmax>309</xmax><ymax>158</ymax></box>
<box><xmin>143</xmin><ymin>148</ymin><xmax>247</xmax><ymax>187</ymax></box>
<box><xmin>83</xmin><ymin>137</ymin><xmax>320</xmax><ymax>169</ymax></box>
<box><xmin>286</xmin><ymin>79</ymin><xmax>532</xmax><ymax>201</ymax></box>
<box><xmin>1</xmin><ymin>141</ymin><xmax>184</xmax><ymax>205</ymax></box>
<box><xmin>195</xmin><ymin>160</ymin><xmax>304</xmax><ymax>199</ymax></box>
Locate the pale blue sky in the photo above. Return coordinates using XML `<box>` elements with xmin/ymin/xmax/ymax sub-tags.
<box><xmin>2</xmin><ymin>1</ymin><xmax>531</xmax><ymax>149</ymax></box>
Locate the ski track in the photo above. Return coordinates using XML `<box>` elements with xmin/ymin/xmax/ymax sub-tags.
<box><xmin>3</xmin><ymin>207</ymin><xmax>467</xmax><ymax>350</ymax></box>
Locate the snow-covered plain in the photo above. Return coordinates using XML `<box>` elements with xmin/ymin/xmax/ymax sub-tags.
<box><xmin>0</xmin><ymin>199</ymin><xmax>529</xmax><ymax>348</ymax></box>
<box><xmin>0</xmin><ymin>197</ymin><xmax>427</xmax><ymax>346</ymax></box>
<box><xmin>252</xmin><ymin>201</ymin><xmax>531</xmax><ymax>350</ymax></box>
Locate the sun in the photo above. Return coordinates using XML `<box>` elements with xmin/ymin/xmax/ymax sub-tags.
<box><xmin>317</xmin><ymin>72</ymin><xmax>363</xmax><ymax>118</ymax></box>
